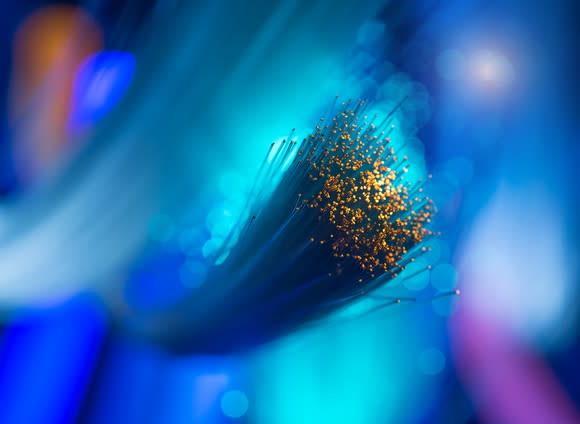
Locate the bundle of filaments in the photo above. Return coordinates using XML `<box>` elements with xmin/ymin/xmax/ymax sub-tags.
<box><xmin>132</xmin><ymin>100</ymin><xmax>446</xmax><ymax>353</ymax></box>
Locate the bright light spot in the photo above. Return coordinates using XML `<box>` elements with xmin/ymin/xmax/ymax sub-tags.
<box><xmin>470</xmin><ymin>50</ymin><xmax>514</xmax><ymax>87</ymax></box>
<box><xmin>221</xmin><ymin>390</ymin><xmax>249</xmax><ymax>419</ymax></box>
<box><xmin>418</xmin><ymin>348</ymin><xmax>446</xmax><ymax>375</ymax></box>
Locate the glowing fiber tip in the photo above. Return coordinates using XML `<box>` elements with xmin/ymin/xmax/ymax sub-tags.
<box><xmin>217</xmin><ymin>100</ymin><xmax>435</xmax><ymax>283</ymax></box>
<box><xmin>306</xmin><ymin>112</ymin><xmax>433</xmax><ymax>278</ymax></box>
<box><xmin>138</xmin><ymin>100</ymin><xmax>438</xmax><ymax>353</ymax></box>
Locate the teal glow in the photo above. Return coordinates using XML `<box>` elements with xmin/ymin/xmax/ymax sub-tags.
<box><xmin>218</xmin><ymin>173</ymin><xmax>249</xmax><ymax>199</ymax></box>
<box><xmin>251</xmin><ymin>308</ymin><xmax>439</xmax><ymax>424</ymax></box>
<box><xmin>220</xmin><ymin>390</ymin><xmax>249</xmax><ymax>419</ymax></box>
<box><xmin>236</xmin><ymin>23</ymin><xmax>440</xmax><ymax>423</ymax></box>
<box><xmin>335</xmin><ymin>298</ymin><xmax>382</xmax><ymax>319</ymax></box>
<box><xmin>206</xmin><ymin>207</ymin><xmax>236</xmax><ymax>238</ymax></box>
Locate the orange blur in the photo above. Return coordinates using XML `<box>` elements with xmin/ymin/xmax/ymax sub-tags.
<box><xmin>10</xmin><ymin>5</ymin><xmax>103</xmax><ymax>184</ymax></box>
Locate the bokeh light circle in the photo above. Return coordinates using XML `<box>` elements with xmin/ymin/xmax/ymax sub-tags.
<box><xmin>431</xmin><ymin>295</ymin><xmax>459</xmax><ymax>317</ymax></box>
<box><xmin>431</xmin><ymin>263</ymin><xmax>458</xmax><ymax>291</ymax></box>
<box><xmin>423</xmin><ymin>238</ymin><xmax>451</xmax><ymax>265</ymax></box>
<box><xmin>402</xmin><ymin>258</ymin><xmax>430</xmax><ymax>291</ymax></box>
<box><xmin>220</xmin><ymin>390</ymin><xmax>249</xmax><ymax>419</ymax></box>
<box><xmin>179</xmin><ymin>260</ymin><xmax>207</xmax><ymax>288</ymax></box>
